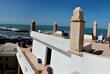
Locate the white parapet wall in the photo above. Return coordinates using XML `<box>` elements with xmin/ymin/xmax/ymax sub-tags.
<box><xmin>16</xmin><ymin>46</ymin><xmax>35</xmax><ymax>74</ymax></box>
<box><xmin>84</xmin><ymin>34</ymin><xmax>92</xmax><ymax>40</ymax></box>
<box><xmin>81</xmin><ymin>53</ymin><xmax>110</xmax><ymax>74</ymax></box>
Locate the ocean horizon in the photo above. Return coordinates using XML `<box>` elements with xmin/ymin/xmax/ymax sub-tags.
<box><xmin>0</xmin><ymin>24</ymin><xmax>107</xmax><ymax>36</ymax></box>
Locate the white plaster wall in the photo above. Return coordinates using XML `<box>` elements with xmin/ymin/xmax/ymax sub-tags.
<box><xmin>32</xmin><ymin>40</ymin><xmax>47</xmax><ymax>65</ymax></box>
<box><xmin>50</xmin><ymin>49</ymin><xmax>71</xmax><ymax>74</ymax></box>
<box><xmin>81</xmin><ymin>53</ymin><xmax>110</xmax><ymax>74</ymax></box>
<box><xmin>31</xmin><ymin>38</ymin><xmax>110</xmax><ymax>74</ymax></box>
<box><xmin>50</xmin><ymin>49</ymin><xmax>83</xmax><ymax>74</ymax></box>
<box><xmin>32</xmin><ymin>39</ymin><xmax>74</xmax><ymax>74</ymax></box>
<box><xmin>51</xmin><ymin>50</ymin><xmax>110</xmax><ymax>74</ymax></box>
<box><xmin>69</xmin><ymin>54</ymin><xmax>83</xmax><ymax>74</ymax></box>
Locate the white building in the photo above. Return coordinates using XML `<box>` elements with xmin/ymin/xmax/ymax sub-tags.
<box><xmin>16</xmin><ymin>7</ymin><xmax>110</xmax><ymax>74</ymax></box>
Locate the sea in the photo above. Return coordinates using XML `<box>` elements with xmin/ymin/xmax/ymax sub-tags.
<box><xmin>0</xmin><ymin>24</ymin><xmax>107</xmax><ymax>36</ymax></box>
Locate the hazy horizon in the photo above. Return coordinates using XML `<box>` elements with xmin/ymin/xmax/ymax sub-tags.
<box><xmin>0</xmin><ymin>23</ymin><xmax>108</xmax><ymax>29</ymax></box>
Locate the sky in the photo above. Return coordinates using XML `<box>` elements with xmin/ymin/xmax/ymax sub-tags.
<box><xmin>0</xmin><ymin>0</ymin><xmax>110</xmax><ymax>28</ymax></box>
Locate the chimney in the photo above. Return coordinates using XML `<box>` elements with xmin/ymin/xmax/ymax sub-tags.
<box><xmin>53</xmin><ymin>22</ymin><xmax>58</xmax><ymax>33</ymax></box>
<box><xmin>70</xmin><ymin>7</ymin><xmax>85</xmax><ymax>52</ymax></box>
<box><xmin>31</xmin><ymin>20</ymin><xmax>36</xmax><ymax>31</ymax></box>
<box><xmin>107</xmin><ymin>23</ymin><xmax>110</xmax><ymax>38</ymax></box>
<box><xmin>93</xmin><ymin>21</ymin><xmax>97</xmax><ymax>37</ymax></box>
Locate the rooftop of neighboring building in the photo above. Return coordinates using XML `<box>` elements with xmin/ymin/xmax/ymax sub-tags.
<box><xmin>0</xmin><ymin>43</ymin><xmax>17</xmax><ymax>56</ymax></box>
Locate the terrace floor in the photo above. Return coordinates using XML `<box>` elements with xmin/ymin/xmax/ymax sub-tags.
<box><xmin>92</xmin><ymin>42</ymin><xmax>110</xmax><ymax>58</ymax></box>
<box><xmin>84</xmin><ymin>38</ymin><xmax>110</xmax><ymax>58</ymax></box>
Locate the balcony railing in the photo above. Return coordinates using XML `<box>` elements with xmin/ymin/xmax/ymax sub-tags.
<box><xmin>16</xmin><ymin>46</ymin><xmax>35</xmax><ymax>74</ymax></box>
<box><xmin>17</xmin><ymin>46</ymin><xmax>49</xmax><ymax>74</ymax></box>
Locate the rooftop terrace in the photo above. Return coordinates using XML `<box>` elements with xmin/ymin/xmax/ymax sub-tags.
<box><xmin>31</xmin><ymin>31</ymin><xmax>110</xmax><ymax>58</ymax></box>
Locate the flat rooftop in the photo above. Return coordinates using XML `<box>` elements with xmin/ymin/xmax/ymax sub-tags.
<box><xmin>31</xmin><ymin>31</ymin><xmax>91</xmax><ymax>52</ymax></box>
<box><xmin>31</xmin><ymin>31</ymin><xmax>110</xmax><ymax>58</ymax></box>
<box><xmin>0</xmin><ymin>43</ymin><xmax>17</xmax><ymax>56</ymax></box>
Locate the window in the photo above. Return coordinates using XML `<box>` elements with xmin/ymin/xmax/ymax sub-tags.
<box><xmin>0</xmin><ymin>63</ymin><xmax>3</xmax><ymax>70</ymax></box>
<box><xmin>0</xmin><ymin>57</ymin><xmax>2</xmax><ymax>61</ymax></box>
<box><xmin>5</xmin><ymin>57</ymin><xmax>8</xmax><ymax>61</ymax></box>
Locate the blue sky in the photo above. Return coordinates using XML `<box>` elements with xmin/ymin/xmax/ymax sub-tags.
<box><xmin>0</xmin><ymin>0</ymin><xmax>110</xmax><ymax>28</ymax></box>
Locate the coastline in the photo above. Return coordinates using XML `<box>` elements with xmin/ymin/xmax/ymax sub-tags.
<box><xmin>0</xmin><ymin>24</ymin><xmax>107</xmax><ymax>35</ymax></box>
